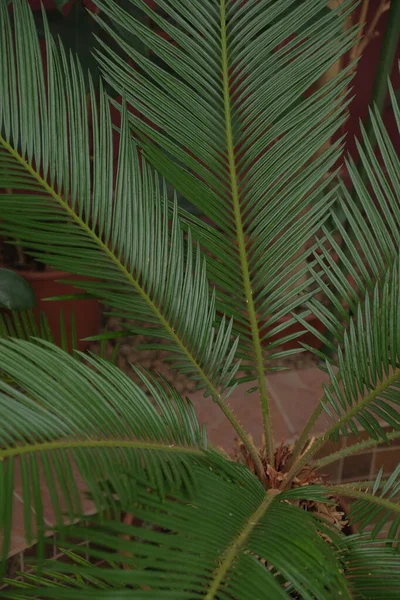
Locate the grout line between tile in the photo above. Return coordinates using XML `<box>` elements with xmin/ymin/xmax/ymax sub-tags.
<box><xmin>268</xmin><ymin>386</ymin><xmax>296</xmax><ymax>435</ymax></box>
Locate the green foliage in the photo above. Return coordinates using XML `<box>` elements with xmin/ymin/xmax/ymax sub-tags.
<box><xmin>340</xmin><ymin>536</ymin><xmax>400</xmax><ymax>599</ymax></box>
<box><xmin>0</xmin><ymin>474</ymin><xmax>351</xmax><ymax>599</ymax></box>
<box><xmin>0</xmin><ymin>0</ymin><xmax>240</xmax><ymax>403</ymax></box>
<box><xmin>1</xmin><ymin>0</ymin><xmax>400</xmax><ymax>597</ymax></box>
<box><xmin>349</xmin><ymin>464</ymin><xmax>400</xmax><ymax>540</ymax></box>
<box><xmin>53</xmin><ymin>0</ymin><xmax>70</xmax><ymax>12</ymax></box>
<box><xmin>0</xmin><ymin>339</ymin><xmax>215</xmax><ymax>562</ymax></box>
<box><xmin>318</xmin><ymin>266</ymin><xmax>400</xmax><ymax>441</ymax></box>
<box><xmin>0</xmin><ymin>269</ymin><xmax>36</xmax><ymax>310</ymax></box>
<box><xmin>93</xmin><ymin>0</ymin><xmax>354</xmax><ymax>355</ymax></box>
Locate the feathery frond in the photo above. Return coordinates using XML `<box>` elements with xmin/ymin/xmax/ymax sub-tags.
<box><xmin>340</xmin><ymin>536</ymin><xmax>400</xmax><ymax>599</ymax></box>
<box><xmin>348</xmin><ymin>464</ymin><xmax>400</xmax><ymax>540</ymax></box>
<box><xmin>0</xmin><ymin>0</ymin><xmax>241</xmax><ymax>409</ymax></box>
<box><xmin>304</xmin><ymin>83</ymin><xmax>400</xmax><ymax>356</ymax></box>
<box><xmin>92</xmin><ymin>0</ymin><xmax>357</xmax><ymax>455</ymax></box>
<box><xmin>287</xmin><ymin>260</ymin><xmax>400</xmax><ymax>477</ymax></box>
<box><xmin>0</xmin><ymin>338</ymin><xmax>214</xmax><ymax>562</ymax></box>
<box><xmin>316</xmin><ymin>263</ymin><xmax>400</xmax><ymax>442</ymax></box>
<box><xmin>1</xmin><ymin>473</ymin><xmax>351</xmax><ymax>599</ymax></box>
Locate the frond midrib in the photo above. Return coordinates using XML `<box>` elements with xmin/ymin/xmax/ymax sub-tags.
<box><xmin>327</xmin><ymin>484</ymin><xmax>400</xmax><ymax>515</ymax></box>
<box><xmin>0</xmin><ymin>438</ymin><xmax>204</xmax><ymax>459</ymax></box>
<box><xmin>286</xmin><ymin>368</ymin><xmax>400</xmax><ymax>486</ymax></box>
<box><xmin>0</xmin><ymin>133</ymin><xmax>266</xmax><ymax>481</ymax></box>
<box><xmin>0</xmin><ymin>135</ymin><xmax>223</xmax><ymax>405</ymax></box>
<box><xmin>328</xmin><ymin>367</ymin><xmax>400</xmax><ymax>438</ymax></box>
<box><xmin>204</xmin><ymin>490</ymin><xmax>277</xmax><ymax>600</ymax></box>
<box><xmin>219</xmin><ymin>0</ymin><xmax>273</xmax><ymax>462</ymax></box>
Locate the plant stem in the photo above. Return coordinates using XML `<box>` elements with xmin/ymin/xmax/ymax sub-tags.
<box><xmin>219</xmin><ymin>0</ymin><xmax>274</xmax><ymax>465</ymax></box>
<box><xmin>315</xmin><ymin>430</ymin><xmax>400</xmax><ymax>469</ymax></box>
<box><xmin>0</xmin><ymin>439</ymin><xmax>205</xmax><ymax>459</ymax></box>
<box><xmin>283</xmin><ymin>368</ymin><xmax>400</xmax><ymax>488</ymax></box>
<box><xmin>287</xmin><ymin>376</ymin><xmax>340</xmax><ymax>471</ymax></box>
<box><xmin>326</xmin><ymin>484</ymin><xmax>400</xmax><ymax>515</ymax></box>
<box><xmin>287</xmin><ymin>404</ymin><xmax>324</xmax><ymax>470</ymax></box>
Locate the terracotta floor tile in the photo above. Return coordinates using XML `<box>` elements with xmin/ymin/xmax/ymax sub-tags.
<box><xmin>190</xmin><ymin>367</ymin><xmax>332</xmax><ymax>450</ymax></box>
<box><xmin>267</xmin><ymin>368</ymin><xmax>331</xmax><ymax>437</ymax></box>
<box><xmin>6</xmin><ymin>459</ymin><xmax>97</xmax><ymax>559</ymax></box>
<box><xmin>190</xmin><ymin>385</ymin><xmax>291</xmax><ymax>453</ymax></box>
<box><xmin>5</xmin><ymin>497</ymin><xmax>30</xmax><ymax>557</ymax></box>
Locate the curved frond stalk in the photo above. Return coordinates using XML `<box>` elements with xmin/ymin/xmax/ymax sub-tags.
<box><xmin>0</xmin><ymin>338</ymin><xmax>228</xmax><ymax>562</ymax></box>
<box><xmin>2</xmin><ymin>471</ymin><xmax>351</xmax><ymax>599</ymax></box>
<box><xmin>285</xmin><ymin>266</ymin><xmax>400</xmax><ymax>485</ymax></box>
<box><xmin>219</xmin><ymin>0</ymin><xmax>273</xmax><ymax>461</ymax></box>
<box><xmin>327</xmin><ymin>480</ymin><xmax>400</xmax><ymax>545</ymax></box>
<box><xmin>289</xmin><ymin>75</ymin><xmax>400</xmax><ymax>466</ymax></box>
<box><xmin>92</xmin><ymin>0</ymin><xmax>356</xmax><ymax>462</ymax></box>
<box><xmin>204</xmin><ymin>489</ymin><xmax>276</xmax><ymax>600</ymax></box>
<box><xmin>315</xmin><ymin>430</ymin><xmax>400</xmax><ymax>470</ymax></box>
<box><xmin>331</xmin><ymin>463</ymin><xmax>400</xmax><ymax>540</ymax></box>
<box><xmin>0</xmin><ymin>1</ymin><xmax>264</xmax><ymax>475</ymax></box>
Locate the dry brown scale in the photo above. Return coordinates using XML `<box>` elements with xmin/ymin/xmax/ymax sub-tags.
<box><xmin>234</xmin><ymin>437</ymin><xmax>348</xmax><ymax>533</ymax></box>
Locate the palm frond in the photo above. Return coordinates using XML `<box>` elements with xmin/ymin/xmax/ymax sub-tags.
<box><xmin>0</xmin><ymin>1</ymin><xmax>242</xmax><ymax>415</ymax></box>
<box><xmin>0</xmin><ymin>338</ymin><xmax>217</xmax><ymax>562</ymax></box>
<box><xmin>92</xmin><ymin>0</ymin><xmax>357</xmax><ymax>455</ymax></box>
<box><xmin>1</xmin><ymin>472</ymin><xmax>351</xmax><ymax>599</ymax></box>
<box><xmin>346</xmin><ymin>464</ymin><xmax>400</xmax><ymax>541</ymax></box>
<box><xmin>288</xmin><ymin>258</ymin><xmax>400</xmax><ymax>474</ymax></box>
<box><xmin>340</xmin><ymin>535</ymin><xmax>400</xmax><ymax>599</ymax></box>
<box><xmin>304</xmin><ymin>81</ymin><xmax>400</xmax><ymax>355</ymax></box>
<box><xmin>313</xmin><ymin>264</ymin><xmax>400</xmax><ymax>443</ymax></box>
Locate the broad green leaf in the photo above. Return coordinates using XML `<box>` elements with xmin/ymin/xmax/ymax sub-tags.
<box><xmin>53</xmin><ymin>0</ymin><xmax>70</xmax><ymax>12</ymax></box>
<box><xmin>0</xmin><ymin>268</ymin><xmax>36</xmax><ymax>310</ymax></box>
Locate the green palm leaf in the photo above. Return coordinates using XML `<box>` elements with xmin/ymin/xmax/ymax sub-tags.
<box><xmin>0</xmin><ymin>1</ymin><xmax>248</xmax><ymax>445</ymax></box>
<box><xmin>0</xmin><ymin>473</ymin><xmax>351</xmax><ymax>599</ymax></box>
<box><xmin>347</xmin><ymin>463</ymin><xmax>400</xmax><ymax>541</ymax></box>
<box><xmin>0</xmin><ymin>338</ymin><xmax>216</xmax><ymax>562</ymax></box>
<box><xmin>301</xmin><ymin>80</ymin><xmax>400</xmax><ymax>357</ymax></box>
<box><xmin>92</xmin><ymin>0</ymin><xmax>356</xmax><ymax>458</ymax></box>
<box><xmin>339</xmin><ymin>536</ymin><xmax>400</xmax><ymax>599</ymax></box>
<box><xmin>318</xmin><ymin>267</ymin><xmax>400</xmax><ymax>442</ymax></box>
<box><xmin>287</xmin><ymin>262</ymin><xmax>400</xmax><ymax>480</ymax></box>
<box><xmin>286</xmin><ymin>80</ymin><xmax>400</xmax><ymax>471</ymax></box>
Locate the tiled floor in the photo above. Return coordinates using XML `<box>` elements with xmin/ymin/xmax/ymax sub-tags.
<box><xmin>190</xmin><ymin>367</ymin><xmax>331</xmax><ymax>452</ymax></box>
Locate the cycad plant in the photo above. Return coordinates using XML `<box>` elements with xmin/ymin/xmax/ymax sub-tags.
<box><xmin>2</xmin><ymin>0</ymin><xmax>400</xmax><ymax>597</ymax></box>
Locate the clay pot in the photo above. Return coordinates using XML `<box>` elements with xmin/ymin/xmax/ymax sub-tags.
<box><xmin>2</xmin><ymin>269</ymin><xmax>100</xmax><ymax>351</ymax></box>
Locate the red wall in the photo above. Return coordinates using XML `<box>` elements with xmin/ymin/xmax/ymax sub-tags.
<box><xmin>340</xmin><ymin>4</ymin><xmax>400</xmax><ymax>159</ymax></box>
